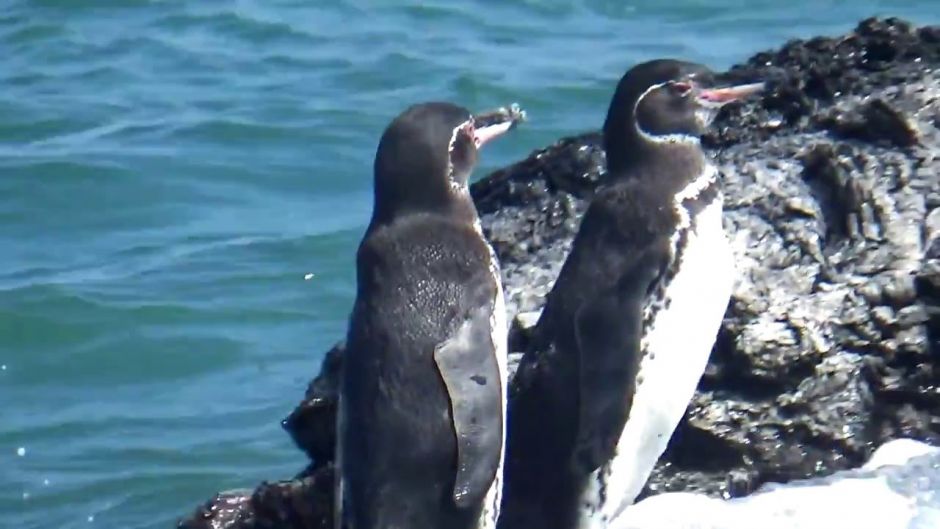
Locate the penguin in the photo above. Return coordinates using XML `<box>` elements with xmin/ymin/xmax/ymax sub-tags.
<box><xmin>498</xmin><ymin>60</ymin><xmax>763</xmax><ymax>529</ymax></box>
<box><xmin>337</xmin><ymin>102</ymin><xmax>524</xmax><ymax>529</ymax></box>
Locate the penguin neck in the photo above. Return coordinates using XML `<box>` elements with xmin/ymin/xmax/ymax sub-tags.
<box><xmin>366</xmin><ymin>183</ymin><xmax>479</xmax><ymax>236</ymax></box>
<box><xmin>606</xmin><ymin>135</ymin><xmax>711</xmax><ymax>198</ymax></box>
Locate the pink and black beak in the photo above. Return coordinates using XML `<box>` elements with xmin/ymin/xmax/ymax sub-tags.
<box><xmin>695</xmin><ymin>81</ymin><xmax>765</xmax><ymax>107</ymax></box>
<box><xmin>471</xmin><ymin>104</ymin><xmax>527</xmax><ymax>148</ymax></box>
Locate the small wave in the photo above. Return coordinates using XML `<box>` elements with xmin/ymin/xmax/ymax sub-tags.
<box><xmin>153</xmin><ymin>8</ymin><xmax>325</xmax><ymax>47</ymax></box>
<box><xmin>1</xmin><ymin>21</ymin><xmax>65</xmax><ymax>47</ymax></box>
<box><xmin>169</xmin><ymin>118</ymin><xmax>317</xmax><ymax>145</ymax></box>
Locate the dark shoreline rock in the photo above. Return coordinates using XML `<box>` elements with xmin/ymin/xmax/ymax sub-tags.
<box><xmin>179</xmin><ymin>17</ymin><xmax>940</xmax><ymax>528</ymax></box>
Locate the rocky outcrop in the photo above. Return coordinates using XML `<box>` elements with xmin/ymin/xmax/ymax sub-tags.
<box><xmin>179</xmin><ymin>17</ymin><xmax>940</xmax><ymax>528</ymax></box>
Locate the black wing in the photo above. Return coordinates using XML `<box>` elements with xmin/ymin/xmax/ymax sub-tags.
<box><xmin>570</xmin><ymin>241</ymin><xmax>668</xmax><ymax>474</ymax></box>
<box><xmin>434</xmin><ymin>301</ymin><xmax>503</xmax><ymax>509</ymax></box>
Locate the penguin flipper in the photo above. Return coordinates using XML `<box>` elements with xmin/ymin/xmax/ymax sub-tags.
<box><xmin>571</xmin><ymin>243</ymin><xmax>668</xmax><ymax>475</ymax></box>
<box><xmin>334</xmin><ymin>393</ymin><xmax>345</xmax><ymax>529</ymax></box>
<box><xmin>434</xmin><ymin>306</ymin><xmax>503</xmax><ymax>509</ymax></box>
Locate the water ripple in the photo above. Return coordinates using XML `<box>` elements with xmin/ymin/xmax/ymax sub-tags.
<box><xmin>2</xmin><ymin>1</ymin><xmax>939</xmax><ymax>527</ymax></box>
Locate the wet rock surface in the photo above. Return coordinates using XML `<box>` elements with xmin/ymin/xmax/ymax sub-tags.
<box><xmin>179</xmin><ymin>464</ymin><xmax>334</xmax><ymax>529</ymax></box>
<box><xmin>180</xmin><ymin>17</ymin><xmax>940</xmax><ymax>528</ymax></box>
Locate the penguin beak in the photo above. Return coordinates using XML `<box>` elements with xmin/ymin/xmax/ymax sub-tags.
<box><xmin>696</xmin><ymin>82</ymin><xmax>765</xmax><ymax>107</ymax></box>
<box><xmin>471</xmin><ymin>104</ymin><xmax>527</xmax><ymax>148</ymax></box>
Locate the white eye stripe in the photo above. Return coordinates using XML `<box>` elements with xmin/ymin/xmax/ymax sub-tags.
<box><xmin>448</xmin><ymin>118</ymin><xmax>475</xmax><ymax>155</ymax></box>
<box><xmin>447</xmin><ymin>117</ymin><xmax>475</xmax><ymax>191</ymax></box>
<box><xmin>633</xmin><ymin>80</ymin><xmax>701</xmax><ymax>145</ymax></box>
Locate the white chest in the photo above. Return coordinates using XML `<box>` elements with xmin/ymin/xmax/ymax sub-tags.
<box><xmin>579</xmin><ymin>194</ymin><xmax>735</xmax><ymax>528</ymax></box>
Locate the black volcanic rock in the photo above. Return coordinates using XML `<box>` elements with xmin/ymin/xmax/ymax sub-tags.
<box><xmin>818</xmin><ymin>98</ymin><xmax>920</xmax><ymax>147</ymax></box>
<box><xmin>179</xmin><ymin>465</ymin><xmax>334</xmax><ymax>529</ymax></box>
<box><xmin>282</xmin><ymin>344</ymin><xmax>342</xmax><ymax>465</ymax></box>
<box><xmin>180</xmin><ymin>17</ymin><xmax>940</xmax><ymax>529</ymax></box>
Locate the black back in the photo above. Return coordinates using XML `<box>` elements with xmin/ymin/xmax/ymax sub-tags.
<box><xmin>499</xmin><ymin>59</ymin><xmax>718</xmax><ymax>529</ymax></box>
<box><xmin>342</xmin><ymin>102</ymin><xmax>499</xmax><ymax>529</ymax></box>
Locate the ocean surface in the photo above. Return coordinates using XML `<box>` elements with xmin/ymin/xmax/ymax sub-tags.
<box><xmin>1</xmin><ymin>1</ymin><xmax>938</xmax><ymax>528</ymax></box>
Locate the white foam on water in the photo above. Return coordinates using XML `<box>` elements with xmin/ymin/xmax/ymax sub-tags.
<box><xmin>611</xmin><ymin>439</ymin><xmax>940</xmax><ymax>529</ymax></box>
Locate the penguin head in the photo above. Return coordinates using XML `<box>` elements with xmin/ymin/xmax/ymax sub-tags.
<box><xmin>603</xmin><ymin>59</ymin><xmax>763</xmax><ymax>173</ymax></box>
<box><xmin>371</xmin><ymin>102</ymin><xmax>521</xmax><ymax>224</ymax></box>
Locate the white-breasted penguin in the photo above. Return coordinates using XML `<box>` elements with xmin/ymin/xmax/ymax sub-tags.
<box><xmin>337</xmin><ymin>102</ymin><xmax>524</xmax><ymax>529</ymax></box>
<box><xmin>498</xmin><ymin>60</ymin><xmax>763</xmax><ymax>529</ymax></box>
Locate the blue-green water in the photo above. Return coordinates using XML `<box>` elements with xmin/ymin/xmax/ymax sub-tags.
<box><xmin>2</xmin><ymin>1</ymin><xmax>937</xmax><ymax>528</ymax></box>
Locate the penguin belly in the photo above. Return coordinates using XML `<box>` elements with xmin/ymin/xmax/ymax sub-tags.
<box><xmin>580</xmin><ymin>196</ymin><xmax>734</xmax><ymax>527</ymax></box>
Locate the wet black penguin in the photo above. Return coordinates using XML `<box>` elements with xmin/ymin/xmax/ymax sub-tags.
<box><xmin>337</xmin><ymin>102</ymin><xmax>524</xmax><ymax>529</ymax></box>
<box><xmin>498</xmin><ymin>60</ymin><xmax>763</xmax><ymax>529</ymax></box>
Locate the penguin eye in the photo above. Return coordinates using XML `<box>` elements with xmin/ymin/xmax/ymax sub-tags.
<box><xmin>464</xmin><ymin>122</ymin><xmax>479</xmax><ymax>147</ymax></box>
<box><xmin>448</xmin><ymin>120</ymin><xmax>475</xmax><ymax>154</ymax></box>
<box><xmin>670</xmin><ymin>81</ymin><xmax>693</xmax><ymax>97</ymax></box>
